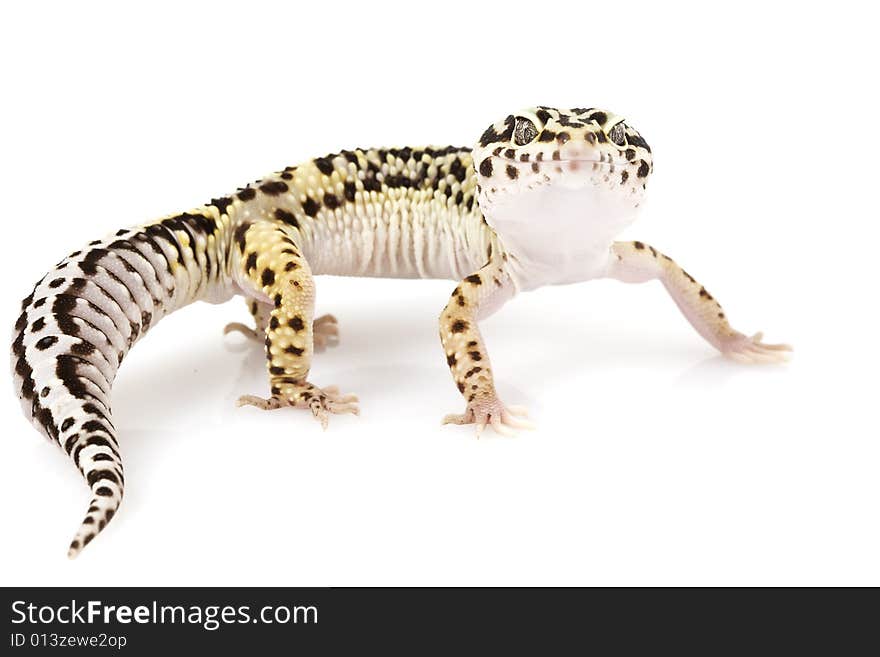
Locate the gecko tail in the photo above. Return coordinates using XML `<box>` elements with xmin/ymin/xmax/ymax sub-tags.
<box><xmin>11</xmin><ymin>205</ymin><xmax>230</xmax><ymax>557</ymax></box>
<box><xmin>67</xmin><ymin>469</ymin><xmax>124</xmax><ymax>559</ymax></box>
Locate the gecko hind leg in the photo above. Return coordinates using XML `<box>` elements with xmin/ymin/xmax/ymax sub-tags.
<box><xmin>232</xmin><ymin>220</ymin><xmax>358</xmax><ymax>429</ymax></box>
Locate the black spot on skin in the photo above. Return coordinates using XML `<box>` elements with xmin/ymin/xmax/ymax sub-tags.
<box><xmin>588</xmin><ymin>111</ymin><xmax>608</xmax><ymax>125</ymax></box>
<box><xmin>536</xmin><ymin>108</ymin><xmax>551</xmax><ymax>124</ymax></box>
<box><xmin>234</xmin><ymin>223</ymin><xmax>250</xmax><ymax>251</ymax></box>
<box><xmin>87</xmin><ymin>469</ymin><xmax>119</xmax><ymax>487</ymax></box>
<box><xmin>274</xmin><ymin>293</ymin><xmax>282</xmax><ymax>307</ymax></box>
<box><xmin>314</xmin><ymin>157</ymin><xmax>334</xmax><ymax>175</ymax></box>
<box><xmin>261</xmin><ymin>269</ymin><xmax>275</xmax><ymax>287</ymax></box>
<box><xmin>478</xmin><ymin>115</ymin><xmax>515</xmax><ymax>147</ymax></box>
<box><xmin>269</xmin><ymin>366</ymin><xmax>286</xmax><ymax>375</ymax></box>
<box><xmin>302</xmin><ymin>197</ymin><xmax>320</xmax><ymax>217</ymax></box>
<box><xmin>479</xmin><ymin>158</ymin><xmax>493</xmax><ymax>177</ymax></box>
<box><xmin>238</xmin><ymin>188</ymin><xmax>257</xmax><ymax>201</ymax></box>
<box><xmin>71</xmin><ymin>340</ymin><xmax>95</xmax><ymax>356</ymax></box>
<box><xmin>49</xmin><ymin>278</ymin><xmax>65</xmax><ymax>288</ymax></box>
<box><xmin>649</xmin><ymin>246</ymin><xmax>658</xmax><ymax>258</ymax></box>
<box><xmin>260</xmin><ymin>181</ymin><xmax>289</xmax><ymax>196</ymax></box>
<box><xmin>532</xmin><ymin>162</ymin><xmax>540</xmax><ymax>173</ymax></box>
<box><xmin>275</xmin><ymin>208</ymin><xmax>300</xmax><ymax>228</ymax></box>
<box><xmin>467</xmin><ymin>340</ymin><xmax>477</xmax><ymax>347</ymax></box>
<box><xmin>284</xmin><ymin>262</ymin><xmax>297</xmax><ymax>272</ymax></box>
<box><xmin>637</xmin><ymin>160</ymin><xmax>650</xmax><ymax>177</ymax></box>
<box><xmin>634</xmin><ymin>241</ymin><xmax>645</xmax><ymax>250</ymax></box>
<box><xmin>246</xmin><ymin>252</ymin><xmax>257</xmax><ymax>271</ymax></box>
<box><xmin>469</xmin><ymin>351</ymin><xmax>482</xmax><ymax>361</ymax></box>
<box><xmin>269</xmin><ymin>317</ymin><xmax>279</xmax><ymax>330</ymax></box>
<box><xmin>95</xmin><ymin>486</ymin><xmax>114</xmax><ymax>497</ymax></box>
<box><xmin>82</xmin><ymin>420</ymin><xmax>112</xmax><ymax>437</ymax></box>
<box><xmin>289</xmin><ymin>316</ymin><xmax>304</xmax><ymax>331</ymax></box>
<box><xmin>31</xmin><ymin>317</ymin><xmax>46</xmax><ymax>331</ymax></box>
<box><xmin>343</xmin><ymin>181</ymin><xmax>357</xmax><ymax>202</ymax></box>
<box><xmin>556</xmin><ymin>132</ymin><xmax>570</xmax><ymax>144</ymax></box>
<box><xmin>465</xmin><ymin>274</ymin><xmax>482</xmax><ymax>285</ymax></box>
<box><xmin>63</xmin><ymin>433</ymin><xmax>80</xmax><ymax>454</ymax></box>
<box><xmin>285</xmin><ymin>345</ymin><xmax>304</xmax><ymax>356</ymax></box>
<box><xmin>281</xmin><ymin>172</ymin><xmax>292</xmax><ymax>180</ymax></box>
<box><xmin>621</xmin><ymin>170</ymin><xmax>629</xmax><ymax>184</ymax></box>
<box><xmin>324</xmin><ymin>193</ymin><xmax>340</xmax><ymax>210</ymax></box>
<box><xmin>61</xmin><ymin>417</ymin><xmax>75</xmax><ymax>432</ymax></box>
<box><xmin>506</xmin><ymin>165</ymin><xmax>518</xmax><ymax>180</ymax></box>
<box><xmin>520</xmin><ymin>153</ymin><xmax>529</xmax><ymax>162</ymax></box>
<box><xmin>447</xmin><ymin>354</ymin><xmax>457</xmax><ymax>366</ymax></box>
<box><xmin>625</xmin><ymin>149</ymin><xmax>636</xmax><ymax>161</ymax></box>
<box><xmin>457</xmin><ymin>382</ymin><xmax>465</xmax><ymax>393</ymax></box>
<box><xmin>451</xmin><ymin>319</ymin><xmax>468</xmax><ymax>333</ymax></box>
<box><xmin>203</xmin><ymin>196</ymin><xmax>232</xmax><ymax>215</ymax></box>
<box><xmin>36</xmin><ymin>336</ymin><xmax>58</xmax><ymax>350</ymax></box>
<box><xmin>627</xmin><ymin>132</ymin><xmax>652</xmax><ymax>152</ymax></box>
<box><xmin>537</xmin><ymin>130</ymin><xmax>556</xmax><ymax>142</ymax></box>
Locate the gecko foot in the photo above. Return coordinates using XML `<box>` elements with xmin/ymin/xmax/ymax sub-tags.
<box><xmin>237</xmin><ymin>383</ymin><xmax>359</xmax><ymax>429</ymax></box>
<box><xmin>312</xmin><ymin>314</ymin><xmax>340</xmax><ymax>353</ymax></box>
<box><xmin>722</xmin><ymin>331</ymin><xmax>792</xmax><ymax>364</ymax></box>
<box><xmin>223</xmin><ymin>321</ymin><xmax>261</xmax><ymax>341</ymax></box>
<box><xmin>442</xmin><ymin>399</ymin><xmax>534</xmax><ymax>437</ymax></box>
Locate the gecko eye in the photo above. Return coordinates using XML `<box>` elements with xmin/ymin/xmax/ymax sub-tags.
<box><xmin>513</xmin><ymin>117</ymin><xmax>538</xmax><ymax>145</ymax></box>
<box><xmin>608</xmin><ymin>123</ymin><xmax>627</xmax><ymax>147</ymax></box>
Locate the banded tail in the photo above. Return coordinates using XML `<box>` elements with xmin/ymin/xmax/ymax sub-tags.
<box><xmin>11</xmin><ymin>204</ymin><xmax>235</xmax><ymax>557</ymax></box>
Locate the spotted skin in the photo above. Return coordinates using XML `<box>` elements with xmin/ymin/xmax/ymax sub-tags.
<box><xmin>11</xmin><ymin>107</ymin><xmax>790</xmax><ymax>557</ymax></box>
<box><xmin>230</xmin><ymin>220</ymin><xmax>358</xmax><ymax>425</ymax></box>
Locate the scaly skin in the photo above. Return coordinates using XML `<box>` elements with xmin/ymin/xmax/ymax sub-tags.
<box><xmin>10</xmin><ymin>107</ymin><xmax>790</xmax><ymax>557</ymax></box>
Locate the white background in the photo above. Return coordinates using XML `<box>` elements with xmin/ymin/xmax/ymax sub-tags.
<box><xmin>1</xmin><ymin>1</ymin><xmax>877</xmax><ymax>586</ymax></box>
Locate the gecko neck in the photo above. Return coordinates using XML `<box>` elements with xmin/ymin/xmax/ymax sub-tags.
<box><xmin>481</xmin><ymin>186</ymin><xmax>641</xmax><ymax>292</ymax></box>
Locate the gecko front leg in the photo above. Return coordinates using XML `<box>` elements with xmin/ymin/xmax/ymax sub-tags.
<box><xmin>232</xmin><ymin>220</ymin><xmax>357</xmax><ymax>428</ymax></box>
<box><xmin>440</xmin><ymin>257</ymin><xmax>533</xmax><ymax>436</ymax></box>
<box><xmin>224</xmin><ymin>299</ymin><xmax>339</xmax><ymax>352</ymax></box>
<box><xmin>607</xmin><ymin>241</ymin><xmax>792</xmax><ymax>362</ymax></box>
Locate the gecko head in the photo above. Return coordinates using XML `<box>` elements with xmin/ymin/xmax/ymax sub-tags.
<box><xmin>472</xmin><ymin>107</ymin><xmax>653</xmax><ymax>225</ymax></box>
